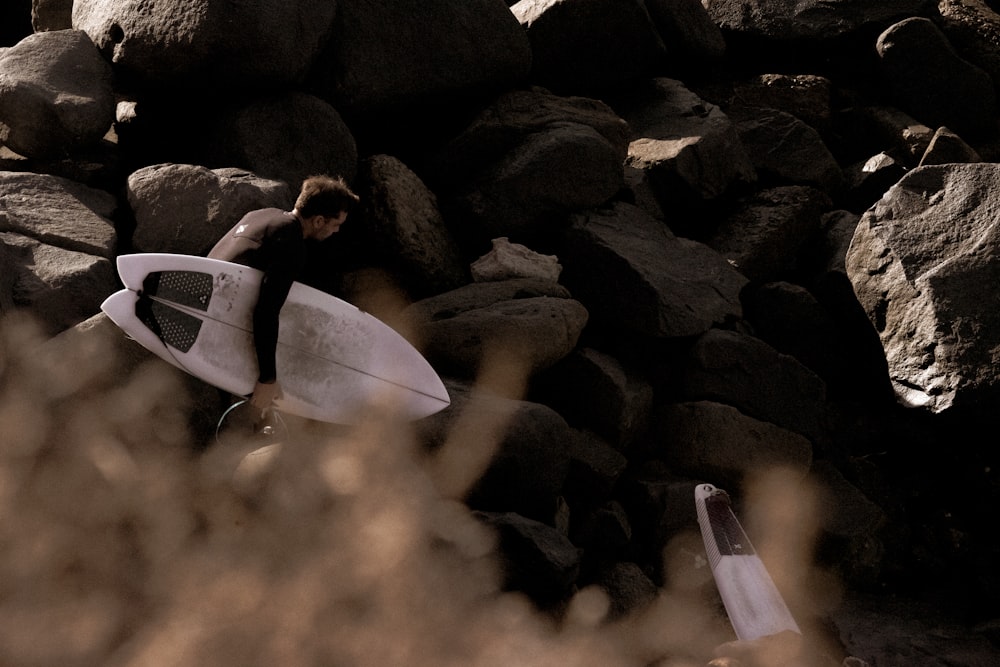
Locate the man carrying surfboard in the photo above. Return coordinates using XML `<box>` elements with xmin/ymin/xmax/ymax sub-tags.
<box><xmin>208</xmin><ymin>174</ymin><xmax>360</xmax><ymax>417</ymax></box>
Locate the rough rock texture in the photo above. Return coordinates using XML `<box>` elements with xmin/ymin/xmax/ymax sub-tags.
<box><xmin>72</xmin><ymin>0</ymin><xmax>336</xmax><ymax>91</ymax></box>
<box><xmin>0</xmin><ymin>29</ymin><xmax>113</xmax><ymax>158</ymax></box>
<box><xmin>127</xmin><ymin>164</ymin><xmax>291</xmax><ymax>255</ymax></box>
<box><xmin>846</xmin><ymin>163</ymin><xmax>1000</xmax><ymax>413</ymax></box>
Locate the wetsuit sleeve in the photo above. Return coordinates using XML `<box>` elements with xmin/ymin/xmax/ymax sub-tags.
<box><xmin>251</xmin><ymin>236</ymin><xmax>301</xmax><ymax>384</ymax></box>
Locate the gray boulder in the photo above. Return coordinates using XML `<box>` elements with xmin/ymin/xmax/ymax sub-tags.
<box><xmin>205</xmin><ymin>92</ymin><xmax>358</xmax><ymax>189</ymax></box>
<box><xmin>937</xmin><ymin>0</ymin><xmax>1000</xmax><ymax>97</ymax></box>
<box><xmin>645</xmin><ymin>0</ymin><xmax>726</xmax><ymax>73</ymax></box>
<box><xmin>0</xmin><ymin>171</ymin><xmax>116</xmax><ymax>259</ymax></box>
<box><xmin>404</xmin><ymin>282</ymin><xmax>588</xmax><ymax>380</ymax></box>
<box><xmin>846</xmin><ymin>163</ymin><xmax>1000</xmax><ymax>413</ymax></box>
<box><xmin>680</xmin><ymin>328</ymin><xmax>828</xmax><ymax>441</ymax></box>
<box><xmin>470</xmin><ymin>237</ymin><xmax>562</xmax><ymax>284</ymax></box>
<box><xmin>0</xmin><ymin>30</ymin><xmax>114</xmax><ymax>158</ymax></box>
<box><xmin>72</xmin><ymin>0</ymin><xmax>335</xmax><ymax>91</ymax></box>
<box><xmin>728</xmin><ymin>106</ymin><xmax>844</xmax><ymax>194</ymax></box>
<box><xmin>731</xmin><ymin>74</ymin><xmax>833</xmax><ymax>133</ymax></box>
<box><xmin>476</xmin><ymin>511</ymin><xmax>581</xmax><ymax>603</ymax></box>
<box><xmin>608</xmin><ymin>78</ymin><xmax>756</xmax><ymax>216</ymax></box>
<box><xmin>703</xmin><ymin>0</ymin><xmax>935</xmax><ymax>42</ymax></box>
<box><xmin>431</xmin><ymin>87</ymin><xmax>628</xmax><ymax>252</ymax></box>
<box><xmin>876</xmin><ymin>17</ymin><xmax>998</xmax><ymax>142</ymax></box>
<box><xmin>356</xmin><ymin>154</ymin><xmax>467</xmax><ymax>298</ymax></box>
<box><xmin>706</xmin><ymin>185</ymin><xmax>831</xmax><ymax>283</ymax></box>
<box><xmin>559</xmin><ymin>201</ymin><xmax>747</xmax><ymax>338</ymax></box>
<box><xmin>127</xmin><ymin>164</ymin><xmax>291</xmax><ymax>255</ymax></box>
<box><xmin>533</xmin><ymin>347</ymin><xmax>654</xmax><ymax>449</ymax></box>
<box><xmin>653</xmin><ymin>400</ymin><xmax>813</xmax><ymax>489</ymax></box>
<box><xmin>918</xmin><ymin>126</ymin><xmax>982</xmax><ymax>166</ymax></box>
<box><xmin>510</xmin><ymin>0</ymin><xmax>666</xmax><ymax>95</ymax></box>
<box><xmin>311</xmin><ymin>0</ymin><xmax>530</xmax><ymax>121</ymax></box>
<box><xmin>0</xmin><ymin>232</ymin><xmax>115</xmax><ymax>334</ymax></box>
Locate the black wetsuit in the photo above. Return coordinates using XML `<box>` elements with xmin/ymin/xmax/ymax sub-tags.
<box><xmin>208</xmin><ymin>208</ymin><xmax>305</xmax><ymax>385</ymax></box>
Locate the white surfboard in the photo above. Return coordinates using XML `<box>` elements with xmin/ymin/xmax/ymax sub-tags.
<box><xmin>101</xmin><ymin>253</ymin><xmax>450</xmax><ymax>424</ymax></box>
<box><xmin>695</xmin><ymin>483</ymin><xmax>800</xmax><ymax>641</ymax></box>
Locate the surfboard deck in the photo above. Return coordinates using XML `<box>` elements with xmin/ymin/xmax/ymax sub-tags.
<box><xmin>101</xmin><ymin>253</ymin><xmax>450</xmax><ymax>424</ymax></box>
<box><xmin>695</xmin><ymin>483</ymin><xmax>800</xmax><ymax>641</ymax></box>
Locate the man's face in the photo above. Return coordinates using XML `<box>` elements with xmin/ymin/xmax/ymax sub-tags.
<box><xmin>309</xmin><ymin>211</ymin><xmax>348</xmax><ymax>240</ymax></box>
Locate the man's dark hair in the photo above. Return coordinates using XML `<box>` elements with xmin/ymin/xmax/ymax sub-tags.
<box><xmin>296</xmin><ymin>175</ymin><xmax>359</xmax><ymax>218</ymax></box>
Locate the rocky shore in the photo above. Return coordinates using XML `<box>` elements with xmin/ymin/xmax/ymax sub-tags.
<box><xmin>2</xmin><ymin>1</ymin><xmax>1000</xmax><ymax>665</ymax></box>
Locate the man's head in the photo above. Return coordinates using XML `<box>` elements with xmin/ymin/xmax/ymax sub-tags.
<box><xmin>295</xmin><ymin>175</ymin><xmax>360</xmax><ymax>240</ymax></box>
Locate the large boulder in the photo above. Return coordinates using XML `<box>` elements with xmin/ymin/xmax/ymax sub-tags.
<box><xmin>0</xmin><ymin>232</ymin><xmax>115</xmax><ymax>334</ymax></box>
<box><xmin>404</xmin><ymin>280</ymin><xmax>589</xmax><ymax>380</ymax></box>
<box><xmin>558</xmin><ymin>202</ymin><xmax>748</xmax><ymax>338</ymax></box>
<box><xmin>429</xmin><ymin>87</ymin><xmax>629</xmax><ymax>254</ymax></box>
<box><xmin>706</xmin><ymin>185</ymin><xmax>832</xmax><ymax>283</ymax></box>
<box><xmin>354</xmin><ymin>154</ymin><xmax>467</xmax><ymax>299</ymax></box>
<box><xmin>652</xmin><ymin>400</ymin><xmax>813</xmax><ymax>489</ymax></box>
<box><xmin>72</xmin><ymin>0</ymin><xmax>335</xmax><ymax>91</ymax></box>
<box><xmin>204</xmin><ymin>92</ymin><xmax>358</xmax><ymax>189</ymax></box>
<box><xmin>846</xmin><ymin>163</ymin><xmax>1000</xmax><ymax>413</ymax></box>
<box><xmin>607</xmin><ymin>78</ymin><xmax>756</xmax><ymax>221</ymax></box>
<box><xmin>127</xmin><ymin>164</ymin><xmax>291</xmax><ymax>255</ymax></box>
<box><xmin>510</xmin><ymin>0</ymin><xmax>666</xmax><ymax>95</ymax></box>
<box><xmin>0</xmin><ymin>30</ymin><xmax>114</xmax><ymax>158</ymax></box>
<box><xmin>679</xmin><ymin>328</ymin><xmax>828</xmax><ymax>441</ymax></box>
<box><xmin>702</xmin><ymin>0</ymin><xmax>935</xmax><ymax>42</ymax></box>
<box><xmin>310</xmin><ymin>0</ymin><xmax>530</xmax><ymax>131</ymax></box>
<box><xmin>0</xmin><ymin>171</ymin><xmax>117</xmax><ymax>259</ymax></box>
<box><xmin>876</xmin><ymin>17</ymin><xmax>998</xmax><ymax>142</ymax></box>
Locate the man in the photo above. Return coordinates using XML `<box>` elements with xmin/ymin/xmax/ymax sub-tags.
<box><xmin>208</xmin><ymin>174</ymin><xmax>359</xmax><ymax>415</ymax></box>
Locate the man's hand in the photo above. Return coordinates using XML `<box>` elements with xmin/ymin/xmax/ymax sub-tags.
<box><xmin>250</xmin><ymin>380</ymin><xmax>282</xmax><ymax>412</ymax></box>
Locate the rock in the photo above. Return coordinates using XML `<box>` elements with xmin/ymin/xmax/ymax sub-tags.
<box><xmin>728</xmin><ymin>106</ymin><xmax>844</xmax><ymax>195</ymax></box>
<box><xmin>0</xmin><ymin>231</ymin><xmax>115</xmax><ymax>334</ymax></box>
<box><xmin>707</xmin><ymin>185</ymin><xmax>831</xmax><ymax>283</ymax></box>
<box><xmin>471</xmin><ymin>237</ymin><xmax>561</xmax><ymax>284</ymax></box>
<box><xmin>310</xmin><ymin>0</ymin><xmax>531</xmax><ymax>134</ymax></box>
<box><xmin>918</xmin><ymin>126</ymin><xmax>982</xmax><ymax>166</ymax></box>
<box><xmin>937</xmin><ymin>0</ymin><xmax>1000</xmax><ymax>97</ymax></box>
<box><xmin>743</xmin><ymin>281</ymin><xmax>857</xmax><ymax>396</ymax></box>
<box><xmin>846</xmin><ymin>163</ymin><xmax>1000</xmax><ymax>413</ymax></box>
<box><xmin>680</xmin><ymin>328</ymin><xmax>828</xmax><ymax>441</ymax></box>
<box><xmin>511</xmin><ymin>0</ymin><xmax>666</xmax><ymax>95</ymax></box>
<box><xmin>356</xmin><ymin>154</ymin><xmax>467</xmax><ymax>298</ymax></box>
<box><xmin>652</xmin><ymin>400</ymin><xmax>813</xmax><ymax>488</ymax></box>
<box><xmin>608</xmin><ymin>78</ymin><xmax>756</xmax><ymax>217</ymax></box>
<box><xmin>876</xmin><ymin>17</ymin><xmax>998</xmax><ymax>142</ymax></box>
<box><xmin>532</xmin><ymin>347</ymin><xmax>653</xmax><ymax>449</ymax></box>
<box><xmin>559</xmin><ymin>201</ymin><xmax>748</xmax><ymax>338</ymax></box>
<box><xmin>430</xmin><ymin>87</ymin><xmax>628</xmax><ymax>252</ymax></box>
<box><xmin>590</xmin><ymin>561</ymin><xmax>659</xmax><ymax>619</ymax></box>
<box><xmin>127</xmin><ymin>164</ymin><xmax>291</xmax><ymax>255</ymax></box>
<box><xmin>476</xmin><ymin>511</ymin><xmax>581</xmax><ymax>605</ymax></box>
<box><xmin>832</xmin><ymin>594</ymin><xmax>1000</xmax><ymax>667</ymax></box>
<box><xmin>645</xmin><ymin>0</ymin><xmax>727</xmax><ymax>75</ymax></box>
<box><xmin>0</xmin><ymin>30</ymin><xmax>114</xmax><ymax>158</ymax></box>
<box><xmin>405</xmin><ymin>283</ymin><xmax>588</xmax><ymax>379</ymax></box>
<box><xmin>0</xmin><ymin>171</ymin><xmax>117</xmax><ymax>258</ymax></box>
<box><xmin>842</xmin><ymin>152</ymin><xmax>907</xmax><ymax>214</ymax></box>
<box><xmin>72</xmin><ymin>0</ymin><xmax>335</xmax><ymax>91</ymax></box>
<box><xmin>426</xmin><ymin>380</ymin><xmax>577</xmax><ymax>522</ymax></box>
<box><xmin>731</xmin><ymin>74</ymin><xmax>833</xmax><ymax>132</ymax></box>
<box><xmin>204</xmin><ymin>92</ymin><xmax>358</xmax><ymax>189</ymax></box>
<box><xmin>703</xmin><ymin>0</ymin><xmax>936</xmax><ymax>42</ymax></box>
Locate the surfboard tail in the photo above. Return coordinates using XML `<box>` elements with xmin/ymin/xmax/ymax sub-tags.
<box><xmin>695</xmin><ymin>483</ymin><xmax>800</xmax><ymax>641</ymax></box>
